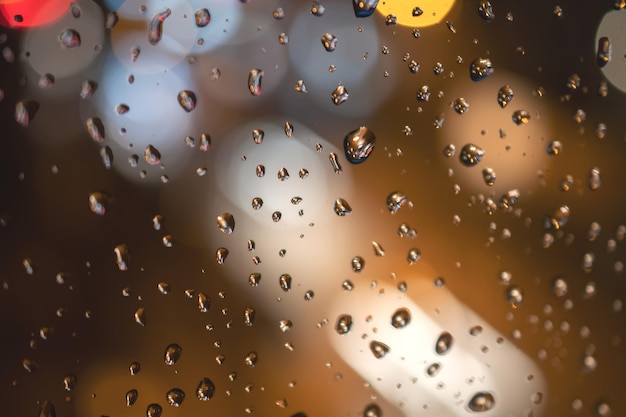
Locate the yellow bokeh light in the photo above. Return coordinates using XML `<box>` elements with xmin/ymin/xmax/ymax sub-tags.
<box><xmin>376</xmin><ymin>0</ymin><xmax>456</xmax><ymax>27</ymax></box>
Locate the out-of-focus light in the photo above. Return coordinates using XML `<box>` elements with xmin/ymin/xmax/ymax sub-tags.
<box><xmin>596</xmin><ymin>10</ymin><xmax>626</xmax><ymax>93</ymax></box>
<box><xmin>376</xmin><ymin>0</ymin><xmax>456</xmax><ymax>28</ymax></box>
<box><xmin>0</xmin><ymin>0</ymin><xmax>73</xmax><ymax>29</ymax></box>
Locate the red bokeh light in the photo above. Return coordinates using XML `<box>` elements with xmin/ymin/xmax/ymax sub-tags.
<box><xmin>0</xmin><ymin>0</ymin><xmax>73</xmax><ymax>29</ymax></box>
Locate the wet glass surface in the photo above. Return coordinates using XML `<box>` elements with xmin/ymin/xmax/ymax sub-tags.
<box><xmin>0</xmin><ymin>1</ymin><xmax>625</xmax><ymax>417</ymax></box>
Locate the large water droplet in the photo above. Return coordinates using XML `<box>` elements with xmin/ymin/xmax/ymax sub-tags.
<box><xmin>86</xmin><ymin>117</ymin><xmax>105</xmax><ymax>142</ymax></box>
<box><xmin>216</xmin><ymin>213</ymin><xmax>235</xmax><ymax>234</ymax></box>
<box><xmin>335</xmin><ymin>314</ymin><xmax>353</xmax><ymax>335</ymax></box>
<box><xmin>334</xmin><ymin>198</ymin><xmax>352</xmax><ymax>216</ymax></box>
<box><xmin>321</xmin><ymin>33</ymin><xmax>338</xmax><ymax>51</ymax></box>
<box><xmin>478</xmin><ymin>0</ymin><xmax>495</xmax><ymax>21</ymax></box>
<box><xmin>58</xmin><ymin>28</ymin><xmax>81</xmax><ymax>48</ymax></box>
<box><xmin>344</xmin><ymin>126</ymin><xmax>376</xmax><ymax>164</ymax></box>
<box><xmin>459</xmin><ymin>144</ymin><xmax>485</xmax><ymax>167</ymax></box>
<box><xmin>177</xmin><ymin>90</ymin><xmax>196</xmax><ymax>112</ymax></box>
<box><xmin>164</xmin><ymin>343</ymin><xmax>182</xmax><ymax>365</ymax></box>
<box><xmin>386</xmin><ymin>191</ymin><xmax>409</xmax><ymax>214</ymax></box>
<box><xmin>470</xmin><ymin>58</ymin><xmax>494</xmax><ymax>81</ymax></box>
<box><xmin>391</xmin><ymin>308</ymin><xmax>411</xmax><ymax>328</ymax></box>
<box><xmin>369</xmin><ymin>340</ymin><xmax>390</xmax><ymax>359</ymax></box>
<box><xmin>512</xmin><ymin>110</ymin><xmax>531</xmax><ymax>125</ymax></box>
<box><xmin>166</xmin><ymin>388</ymin><xmax>185</xmax><ymax>407</ymax></box>
<box><xmin>248</xmin><ymin>68</ymin><xmax>263</xmax><ymax>96</ymax></box>
<box><xmin>148</xmin><ymin>9</ymin><xmax>171</xmax><ymax>45</ymax></box>
<box><xmin>467</xmin><ymin>392</ymin><xmax>495</xmax><ymax>412</ymax></box>
<box><xmin>114</xmin><ymin>244</ymin><xmax>130</xmax><ymax>271</ymax></box>
<box><xmin>435</xmin><ymin>331</ymin><xmax>453</xmax><ymax>355</ymax></box>
<box><xmin>196</xmin><ymin>377</ymin><xmax>215</xmax><ymax>400</ymax></box>
<box><xmin>331</xmin><ymin>85</ymin><xmax>349</xmax><ymax>105</ymax></box>
<box><xmin>195</xmin><ymin>8</ymin><xmax>211</xmax><ymax>27</ymax></box>
<box><xmin>126</xmin><ymin>389</ymin><xmax>138</xmax><ymax>406</ymax></box>
<box><xmin>146</xmin><ymin>403</ymin><xmax>162</xmax><ymax>417</ymax></box>
<box><xmin>353</xmin><ymin>0</ymin><xmax>379</xmax><ymax>17</ymax></box>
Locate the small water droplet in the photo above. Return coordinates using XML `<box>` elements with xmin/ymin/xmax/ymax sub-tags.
<box><xmin>256</xmin><ymin>165</ymin><xmax>265</xmax><ymax>177</ymax></box>
<box><xmin>331</xmin><ymin>85</ymin><xmax>349</xmax><ymax>105</ymax></box>
<box><xmin>364</xmin><ymin>404</ymin><xmax>382</xmax><ymax>417</ymax></box>
<box><xmin>114</xmin><ymin>244</ymin><xmax>130</xmax><ymax>271</ymax></box>
<box><xmin>512</xmin><ymin>110</ymin><xmax>530</xmax><ymax>125</ymax></box>
<box><xmin>14</xmin><ymin>100</ymin><xmax>38</xmax><ymax>127</ymax></box>
<box><xmin>279</xmin><ymin>274</ymin><xmax>292</xmax><ymax>292</ymax></box>
<box><xmin>482</xmin><ymin>168</ymin><xmax>496</xmax><ymax>186</ymax></box>
<box><xmin>321</xmin><ymin>33</ymin><xmax>338</xmax><ymax>51</ymax></box>
<box><xmin>588</xmin><ymin>167</ymin><xmax>601</xmax><ymax>190</ymax></box>
<box><xmin>38</xmin><ymin>400</ymin><xmax>56</xmax><ymax>417</ymax></box>
<box><xmin>470</xmin><ymin>58</ymin><xmax>493</xmax><ymax>81</ymax></box>
<box><xmin>164</xmin><ymin>343</ymin><xmax>182</xmax><ymax>365</ymax></box>
<box><xmin>467</xmin><ymin>392</ymin><xmax>495</xmax><ymax>412</ymax></box>
<box><xmin>416</xmin><ymin>85</ymin><xmax>431</xmax><ymax>102</ymax></box>
<box><xmin>86</xmin><ymin>117</ymin><xmax>105</xmax><ymax>142</ymax></box>
<box><xmin>459</xmin><ymin>144</ymin><xmax>485</xmax><ymax>167</ymax></box>
<box><xmin>134</xmin><ymin>307</ymin><xmax>147</xmax><ymax>326</ymax></box>
<box><xmin>407</xmin><ymin>248</ymin><xmax>420</xmax><ymax>264</ymax></box>
<box><xmin>198</xmin><ymin>292</ymin><xmax>210</xmax><ymax>312</ymax></box>
<box><xmin>335</xmin><ymin>314</ymin><xmax>353</xmax><ymax>335</ymax></box>
<box><xmin>344</xmin><ymin>126</ymin><xmax>376</xmax><ymax>164</ymax></box>
<box><xmin>273</xmin><ymin>7</ymin><xmax>285</xmax><ymax>19</ymax></box>
<box><xmin>249</xmin><ymin>272</ymin><xmax>262</xmax><ymax>287</ymax></box>
<box><xmin>88</xmin><ymin>192</ymin><xmax>111</xmax><ymax>215</ymax></box>
<box><xmin>58</xmin><ymin>28</ymin><xmax>81</xmax><ymax>48</ymax></box>
<box><xmin>272</xmin><ymin>211</ymin><xmax>282</xmax><ymax>222</ymax></box>
<box><xmin>391</xmin><ymin>308</ymin><xmax>410</xmax><ymax>328</ymax></box>
<box><xmin>353</xmin><ymin>0</ymin><xmax>379</xmax><ymax>17</ymax></box>
<box><xmin>351</xmin><ymin>256</ymin><xmax>365</xmax><ymax>272</ymax></box>
<box><xmin>294</xmin><ymin>79</ymin><xmax>308</xmax><ymax>93</ymax></box>
<box><xmin>244</xmin><ymin>351</ymin><xmax>258</xmax><ymax>367</ymax></box>
<box><xmin>478</xmin><ymin>0</ymin><xmax>495</xmax><ymax>21</ymax></box>
<box><xmin>545</xmin><ymin>205</ymin><xmax>570</xmax><ymax>230</ymax></box>
<box><xmin>244</xmin><ymin>307</ymin><xmax>255</xmax><ymax>326</ymax></box>
<box><xmin>279</xmin><ymin>319</ymin><xmax>293</xmax><ymax>332</ymax></box>
<box><xmin>298</xmin><ymin>168</ymin><xmax>309</xmax><ymax>179</ymax></box>
<box><xmin>216</xmin><ymin>247</ymin><xmax>229</xmax><ymax>265</ymax></box>
<box><xmin>177</xmin><ymin>90</ymin><xmax>196</xmax><ymax>112</ymax></box>
<box><xmin>497</xmin><ymin>85</ymin><xmax>514</xmax><ymax>108</ymax></box>
<box><xmin>329</xmin><ymin>152</ymin><xmax>342</xmax><ymax>173</ymax></box>
<box><xmin>506</xmin><ymin>286</ymin><xmax>523</xmax><ymax>307</ymax></box>
<box><xmin>426</xmin><ymin>362</ymin><xmax>441</xmax><ymax>376</ymax></box>
<box><xmin>453</xmin><ymin>97</ymin><xmax>469</xmax><ymax>114</ymax></box>
<box><xmin>251</xmin><ymin>197</ymin><xmax>263</xmax><ymax>211</ymax></box>
<box><xmin>195</xmin><ymin>8</ymin><xmax>211</xmax><ymax>27</ymax></box>
<box><xmin>334</xmin><ymin>198</ymin><xmax>352</xmax><ymax>216</ymax></box>
<box><xmin>146</xmin><ymin>403</ymin><xmax>163</xmax><ymax>417</ymax></box>
<box><xmin>304</xmin><ymin>290</ymin><xmax>314</xmax><ymax>301</ymax></box>
<box><xmin>63</xmin><ymin>374</ymin><xmax>77</xmax><ymax>391</ymax></box>
<box><xmin>144</xmin><ymin>145</ymin><xmax>161</xmax><ymax>165</ymax></box>
<box><xmin>166</xmin><ymin>388</ymin><xmax>185</xmax><ymax>407</ymax></box>
<box><xmin>387</xmin><ymin>191</ymin><xmax>409</xmax><ymax>214</ymax></box>
<box><xmin>435</xmin><ymin>331</ymin><xmax>453</xmax><ymax>355</ymax></box>
<box><xmin>369</xmin><ymin>340</ymin><xmax>390</xmax><ymax>359</ymax></box>
<box><xmin>311</xmin><ymin>1</ymin><xmax>325</xmax><ymax>16</ymax></box>
<box><xmin>126</xmin><ymin>389</ymin><xmax>138</xmax><ymax>406</ymax></box>
<box><xmin>372</xmin><ymin>241</ymin><xmax>385</xmax><ymax>256</ymax></box>
<box><xmin>148</xmin><ymin>9</ymin><xmax>171</xmax><ymax>45</ymax></box>
<box><xmin>248</xmin><ymin>68</ymin><xmax>263</xmax><ymax>96</ymax></box>
<box><xmin>129</xmin><ymin>361</ymin><xmax>141</xmax><ymax>375</ymax></box>
<box><xmin>277</xmin><ymin>167</ymin><xmax>290</xmax><ymax>181</ymax></box>
<box><xmin>216</xmin><ymin>213</ymin><xmax>235</xmax><ymax>234</ymax></box>
<box><xmin>196</xmin><ymin>377</ymin><xmax>215</xmax><ymax>400</ymax></box>
<box><xmin>252</xmin><ymin>129</ymin><xmax>264</xmax><ymax>144</ymax></box>
<box><xmin>546</xmin><ymin>140</ymin><xmax>562</xmax><ymax>155</ymax></box>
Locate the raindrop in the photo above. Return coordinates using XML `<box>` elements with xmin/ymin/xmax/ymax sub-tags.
<box><xmin>249</xmin><ymin>272</ymin><xmax>262</xmax><ymax>287</ymax></box>
<box><xmin>413</xmin><ymin>7</ymin><xmax>423</xmax><ymax>16</ymax></box>
<box><xmin>506</xmin><ymin>286</ymin><xmax>523</xmax><ymax>307</ymax></box>
<box><xmin>279</xmin><ymin>274</ymin><xmax>292</xmax><ymax>292</ymax></box>
<box><xmin>114</xmin><ymin>244</ymin><xmax>130</xmax><ymax>271</ymax></box>
<box><xmin>331</xmin><ymin>85</ymin><xmax>349</xmax><ymax>105</ymax></box>
<box><xmin>273</xmin><ymin>7</ymin><xmax>285</xmax><ymax>19</ymax></box>
<box><xmin>353</xmin><ymin>0</ymin><xmax>379</xmax><ymax>17</ymax></box>
<box><xmin>426</xmin><ymin>362</ymin><xmax>441</xmax><ymax>377</ymax></box>
<box><xmin>198</xmin><ymin>292</ymin><xmax>210</xmax><ymax>312</ymax></box>
<box><xmin>284</xmin><ymin>122</ymin><xmax>294</xmax><ymax>137</ymax></box>
<box><xmin>157</xmin><ymin>282</ymin><xmax>171</xmax><ymax>294</ymax></box>
<box><xmin>304</xmin><ymin>290</ymin><xmax>315</xmax><ymax>301</ymax></box>
<box><xmin>478</xmin><ymin>0</ymin><xmax>495</xmax><ymax>21</ymax></box>
<box><xmin>244</xmin><ymin>308</ymin><xmax>255</xmax><ymax>326</ymax></box>
<box><xmin>407</xmin><ymin>248</ymin><xmax>420</xmax><ymax>264</ymax></box>
<box><xmin>545</xmin><ymin>205</ymin><xmax>570</xmax><ymax>230</ymax></box>
<box><xmin>385</xmin><ymin>14</ymin><xmax>397</xmax><ymax>25</ymax></box>
<box><xmin>386</xmin><ymin>191</ymin><xmax>409</xmax><ymax>214</ymax></box>
<box><xmin>497</xmin><ymin>85</ymin><xmax>514</xmax><ymax>108</ymax></box>
<box><xmin>334</xmin><ymin>198</ymin><xmax>352</xmax><ymax>216</ymax></box>
<box><xmin>146</xmin><ymin>403</ymin><xmax>162</xmax><ymax>417</ymax></box>
<box><xmin>272</xmin><ymin>211</ymin><xmax>282</xmax><ymax>222</ymax></box>
<box><xmin>279</xmin><ymin>319</ymin><xmax>293</xmax><ymax>332</ymax></box>
<box><xmin>216</xmin><ymin>247</ymin><xmax>229</xmax><ymax>264</ymax></box>
<box><xmin>248</xmin><ymin>68</ymin><xmax>263</xmax><ymax>96</ymax></box>
<box><xmin>321</xmin><ymin>33</ymin><xmax>338</xmax><ymax>51</ymax></box>
<box><xmin>251</xmin><ymin>197</ymin><xmax>263</xmax><ymax>210</ymax></box>
<box><xmin>63</xmin><ymin>374</ymin><xmax>77</xmax><ymax>391</ymax></box>
<box><xmin>244</xmin><ymin>351</ymin><xmax>258</xmax><ymax>367</ymax></box>
<box><xmin>196</xmin><ymin>377</ymin><xmax>215</xmax><ymax>400</ymax></box>
<box><xmin>130</xmin><ymin>361</ymin><xmax>141</xmax><ymax>375</ymax></box>
<box><xmin>512</xmin><ymin>110</ymin><xmax>531</xmax><ymax>125</ymax></box>
<box><xmin>144</xmin><ymin>145</ymin><xmax>161</xmax><ymax>165</ymax></box>
<box><xmin>14</xmin><ymin>100</ymin><xmax>39</xmax><ymax>127</ymax></box>
<box><xmin>100</xmin><ymin>146</ymin><xmax>113</xmax><ymax>169</ymax></box>
<box><xmin>80</xmin><ymin>80</ymin><xmax>96</xmax><ymax>99</ymax></box>
<box><xmin>38</xmin><ymin>401</ymin><xmax>56</xmax><ymax>417</ymax></box>
<box><xmin>453</xmin><ymin>97</ymin><xmax>469</xmax><ymax>114</ymax></box>
<box><xmin>435</xmin><ymin>331</ymin><xmax>453</xmax><ymax>355</ymax></box>
<box><xmin>344</xmin><ymin>126</ymin><xmax>376</xmax><ymax>164</ymax></box>
<box><xmin>482</xmin><ymin>168</ymin><xmax>496</xmax><ymax>186</ymax></box>
<box><xmin>277</xmin><ymin>167</ymin><xmax>289</xmax><ymax>180</ymax></box>
<box><xmin>467</xmin><ymin>392</ymin><xmax>495</xmax><ymax>412</ymax></box>
<box><xmin>311</xmin><ymin>1</ymin><xmax>325</xmax><ymax>16</ymax></box>
<box><xmin>351</xmin><ymin>256</ymin><xmax>365</xmax><ymax>272</ymax></box>
<box><xmin>294</xmin><ymin>79</ymin><xmax>308</xmax><ymax>93</ymax></box>
<box><xmin>131</xmin><ymin>46</ymin><xmax>141</xmax><ymax>62</ymax></box>
<box><xmin>588</xmin><ymin>167</ymin><xmax>601</xmax><ymax>190</ymax></box>
<box><xmin>298</xmin><ymin>168</ymin><xmax>309</xmax><ymax>179</ymax></box>
<box><xmin>597</xmin><ymin>37</ymin><xmax>611</xmax><ymax>67</ymax></box>
<box><xmin>342</xmin><ymin>280</ymin><xmax>354</xmax><ymax>291</ymax></box>
<box><xmin>177</xmin><ymin>90</ymin><xmax>196</xmax><ymax>112</ymax></box>
<box><xmin>216</xmin><ymin>213</ymin><xmax>235</xmax><ymax>234</ymax></box>
<box><xmin>58</xmin><ymin>28</ymin><xmax>81</xmax><ymax>48</ymax></box>
<box><xmin>195</xmin><ymin>8</ymin><xmax>211</xmax><ymax>27</ymax></box>
<box><xmin>256</xmin><ymin>165</ymin><xmax>265</xmax><ymax>177</ymax></box>
<box><xmin>369</xmin><ymin>340</ymin><xmax>390</xmax><ymax>359</ymax></box>
<box><xmin>148</xmin><ymin>9</ymin><xmax>171</xmax><ymax>45</ymax></box>
<box><xmin>459</xmin><ymin>144</ymin><xmax>484</xmax><ymax>167</ymax></box>
<box><xmin>86</xmin><ymin>117</ymin><xmax>105</xmax><ymax>142</ymax></box>
<box><xmin>329</xmin><ymin>152</ymin><xmax>342</xmax><ymax>173</ymax></box>
<box><xmin>335</xmin><ymin>314</ymin><xmax>353</xmax><ymax>335</ymax></box>
<box><xmin>166</xmin><ymin>388</ymin><xmax>185</xmax><ymax>407</ymax></box>
<box><xmin>372</xmin><ymin>241</ymin><xmax>385</xmax><ymax>256</ymax></box>
<box><xmin>416</xmin><ymin>85</ymin><xmax>431</xmax><ymax>102</ymax></box>
<box><xmin>443</xmin><ymin>144</ymin><xmax>456</xmax><ymax>157</ymax></box>
<box><xmin>546</xmin><ymin>140</ymin><xmax>563</xmax><ymax>155</ymax></box>
<box><xmin>134</xmin><ymin>307</ymin><xmax>147</xmax><ymax>326</ymax></box>
<box><xmin>470</xmin><ymin>58</ymin><xmax>493</xmax><ymax>81</ymax></box>
<box><xmin>408</xmin><ymin>60</ymin><xmax>420</xmax><ymax>73</ymax></box>
<box><xmin>23</xmin><ymin>258</ymin><xmax>34</xmax><ymax>275</ymax></box>
<box><xmin>88</xmin><ymin>192</ymin><xmax>111</xmax><ymax>215</ymax></box>
<box><xmin>391</xmin><ymin>308</ymin><xmax>410</xmax><ymax>329</ymax></box>
<box><xmin>126</xmin><ymin>389</ymin><xmax>138</xmax><ymax>406</ymax></box>
<box><xmin>469</xmin><ymin>325</ymin><xmax>483</xmax><ymax>336</ymax></box>
<box><xmin>252</xmin><ymin>129</ymin><xmax>264</xmax><ymax>144</ymax></box>
<box><xmin>164</xmin><ymin>343</ymin><xmax>182</xmax><ymax>365</ymax></box>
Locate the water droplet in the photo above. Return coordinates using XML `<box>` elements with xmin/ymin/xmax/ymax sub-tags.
<box><xmin>100</xmin><ymin>146</ymin><xmax>113</xmax><ymax>169</ymax></box>
<box><xmin>351</xmin><ymin>256</ymin><xmax>365</xmax><ymax>272</ymax></box>
<box><xmin>114</xmin><ymin>244</ymin><xmax>130</xmax><ymax>271</ymax></box>
<box><xmin>273</xmin><ymin>7</ymin><xmax>285</xmax><ymax>19</ymax></box>
<box><xmin>279</xmin><ymin>274</ymin><xmax>292</xmax><ymax>292</ymax></box>
<box><xmin>453</xmin><ymin>97</ymin><xmax>469</xmax><ymax>114</ymax></box>
<box><xmin>249</xmin><ymin>272</ymin><xmax>262</xmax><ymax>287</ymax></box>
<box><xmin>329</xmin><ymin>152</ymin><xmax>342</xmax><ymax>173</ymax></box>
<box><xmin>335</xmin><ymin>314</ymin><xmax>353</xmax><ymax>335</ymax></box>
<box><xmin>197</xmin><ymin>292</ymin><xmax>210</xmax><ymax>312</ymax></box>
<box><xmin>512</xmin><ymin>110</ymin><xmax>531</xmax><ymax>125</ymax></box>
<box><xmin>134</xmin><ymin>307</ymin><xmax>147</xmax><ymax>326</ymax></box>
<box><xmin>126</xmin><ymin>389</ymin><xmax>139</xmax><ymax>406</ymax></box>
<box><xmin>164</xmin><ymin>343</ymin><xmax>182</xmax><ymax>365</ymax></box>
<box><xmin>334</xmin><ymin>198</ymin><xmax>352</xmax><ymax>216</ymax></box>
<box><xmin>470</xmin><ymin>58</ymin><xmax>493</xmax><ymax>81</ymax></box>
<box><xmin>166</xmin><ymin>388</ymin><xmax>185</xmax><ymax>407</ymax></box>
<box><xmin>86</xmin><ymin>117</ymin><xmax>105</xmax><ymax>142</ymax></box>
<box><xmin>435</xmin><ymin>331</ymin><xmax>453</xmax><ymax>355</ymax></box>
<box><xmin>298</xmin><ymin>168</ymin><xmax>309</xmax><ymax>179</ymax></box>
<box><xmin>88</xmin><ymin>192</ymin><xmax>111</xmax><ymax>215</ymax></box>
<box><xmin>38</xmin><ymin>401</ymin><xmax>56</xmax><ymax>417</ymax></box>
<box><xmin>244</xmin><ymin>307</ymin><xmax>255</xmax><ymax>326</ymax></box>
<box><xmin>177</xmin><ymin>90</ymin><xmax>196</xmax><ymax>112</ymax></box>
<box><xmin>58</xmin><ymin>28</ymin><xmax>81</xmax><ymax>48</ymax></box>
<box><xmin>130</xmin><ymin>45</ymin><xmax>141</xmax><ymax>62</ymax></box>
<box><xmin>497</xmin><ymin>85</ymin><xmax>514</xmax><ymax>108</ymax></box>
<box><xmin>148</xmin><ymin>9</ymin><xmax>171</xmax><ymax>45</ymax></box>
<box><xmin>589</xmin><ymin>167</ymin><xmax>601</xmax><ymax>190</ymax></box>
<box><xmin>272</xmin><ymin>211</ymin><xmax>282</xmax><ymax>222</ymax></box>
<box><xmin>595</xmin><ymin>401</ymin><xmax>612</xmax><ymax>416</ymax></box>
<box><xmin>196</xmin><ymin>377</ymin><xmax>215</xmax><ymax>400</ymax></box>
<box><xmin>321</xmin><ymin>33</ymin><xmax>338</xmax><ymax>51</ymax></box>
<box><xmin>276</xmin><ymin>167</ymin><xmax>290</xmax><ymax>181</ymax></box>
<box><xmin>506</xmin><ymin>286</ymin><xmax>523</xmax><ymax>307</ymax></box>
<box><xmin>250</xmin><ymin>128</ymin><xmax>265</xmax><ymax>144</ymax></box>
<box><xmin>467</xmin><ymin>392</ymin><xmax>495</xmax><ymax>412</ymax></box>
<box><xmin>255</xmin><ymin>165</ymin><xmax>265</xmax><ymax>177</ymax></box>
<box><xmin>38</xmin><ymin>73</ymin><xmax>55</xmax><ymax>89</ymax></box>
<box><xmin>344</xmin><ymin>126</ymin><xmax>376</xmax><ymax>164</ymax></box>
<box><xmin>144</xmin><ymin>145</ymin><xmax>161</xmax><ymax>165</ymax></box>
<box><xmin>79</xmin><ymin>80</ymin><xmax>97</xmax><ymax>99</ymax></box>
<box><xmin>426</xmin><ymin>362</ymin><xmax>441</xmax><ymax>376</ymax></box>
<box><xmin>406</xmin><ymin>248</ymin><xmax>420</xmax><ymax>264</ymax></box>
<box><xmin>129</xmin><ymin>361</ymin><xmax>141</xmax><ymax>375</ymax></box>
<box><xmin>146</xmin><ymin>403</ymin><xmax>163</xmax><ymax>417</ymax></box>
<box><xmin>304</xmin><ymin>290</ymin><xmax>315</xmax><ymax>301</ymax></box>
<box><xmin>195</xmin><ymin>8</ymin><xmax>211</xmax><ymax>27</ymax></box>
<box><xmin>14</xmin><ymin>100</ymin><xmax>38</xmax><ymax>127</ymax></box>
<box><xmin>311</xmin><ymin>1</ymin><xmax>325</xmax><ymax>16</ymax></box>
<box><xmin>62</xmin><ymin>374</ymin><xmax>77</xmax><ymax>391</ymax></box>
<box><xmin>248</xmin><ymin>68</ymin><xmax>263</xmax><ymax>96</ymax></box>
<box><xmin>482</xmin><ymin>168</ymin><xmax>496</xmax><ymax>186</ymax></box>
<box><xmin>216</xmin><ymin>213</ymin><xmax>235</xmax><ymax>234</ymax></box>
<box><xmin>545</xmin><ymin>205</ymin><xmax>570</xmax><ymax>230</ymax></box>
<box><xmin>371</xmin><ymin>241</ymin><xmax>385</xmax><ymax>256</ymax></box>
<box><xmin>294</xmin><ymin>79</ymin><xmax>308</xmax><ymax>93</ymax></box>
<box><xmin>546</xmin><ymin>140</ymin><xmax>562</xmax><ymax>155</ymax></box>
<box><xmin>369</xmin><ymin>340</ymin><xmax>390</xmax><ymax>359</ymax></box>
<box><xmin>279</xmin><ymin>319</ymin><xmax>293</xmax><ymax>332</ymax></box>
<box><xmin>386</xmin><ymin>191</ymin><xmax>409</xmax><ymax>214</ymax></box>
<box><xmin>364</xmin><ymin>404</ymin><xmax>382</xmax><ymax>417</ymax></box>
<box><xmin>215</xmin><ymin>247</ymin><xmax>229</xmax><ymax>265</ymax></box>
<box><xmin>244</xmin><ymin>351</ymin><xmax>258</xmax><ymax>367</ymax></box>
<box><xmin>331</xmin><ymin>85</ymin><xmax>349</xmax><ymax>105</ymax></box>
<box><xmin>391</xmin><ymin>308</ymin><xmax>410</xmax><ymax>328</ymax></box>
<box><xmin>459</xmin><ymin>144</ymin><xmax>485</xmax><ymax>167</ymax></box>
<box><xmin>251</xmin><ymin>197</ymin><xmax>263</xmax><ymax>211</ymax></box>
<box><xmin>416</xmin><ymin>85</ymin><xmax>431</xmax><ymax>102</ymax></box>
<box><xmin>385</xmin><ymin>14</ymin><xmax>397</xmax><ymax>25</ymax></box>
<box><xmin>597</xmin><ymin>36</ymin><xmax>611</xmax><ymax>67</ymax></box>
<box><xmin>353</xmin><ymin>0</ymin><xmax>379</xmax><ymax>17</ymax></box>
<box><xmin>478</xmin><ymin>0</ymin><xmax>495</xmax><ymax>21</ymax></box>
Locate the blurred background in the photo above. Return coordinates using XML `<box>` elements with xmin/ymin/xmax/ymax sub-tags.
<box><xmin>0</xmin><ymin>1</ymin><xmax>625</xmax><ymax>416</ymax></box>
